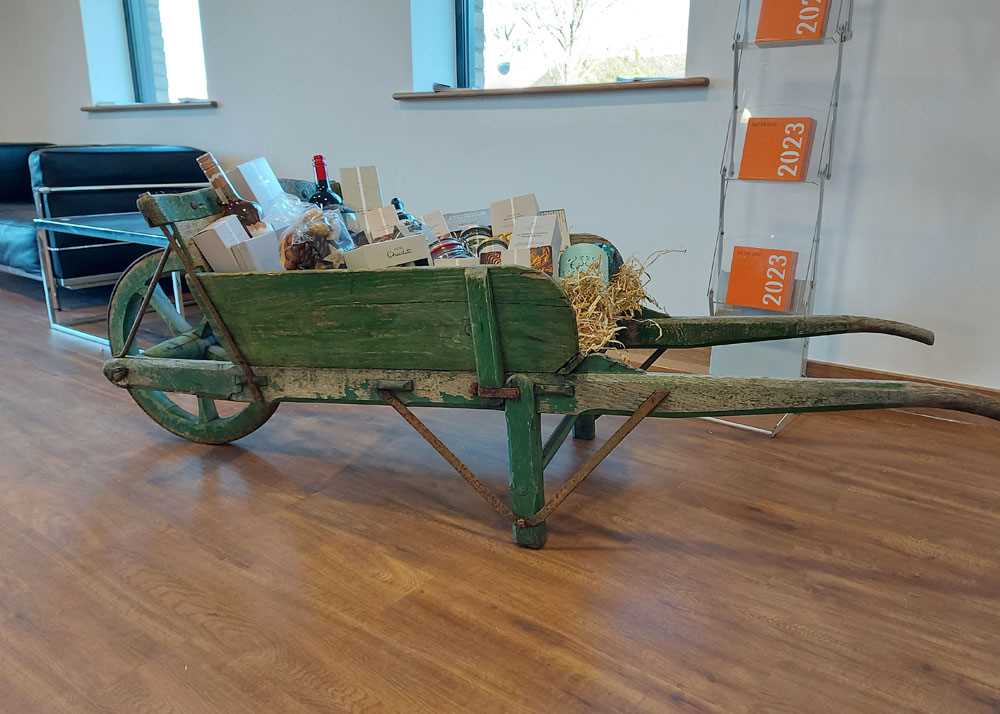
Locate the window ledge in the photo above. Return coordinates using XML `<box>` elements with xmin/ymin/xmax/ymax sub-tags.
<box><xmin>393</xmin><ymin>77</ymin><xmax>709</xmax><ymax>101</ymax></box>
<box><xmin>80</xmin><ymin>100</ymin><xmax>219</xmax><ymax>113</ymax></box>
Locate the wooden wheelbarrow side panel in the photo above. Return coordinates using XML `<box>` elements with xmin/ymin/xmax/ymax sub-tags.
<box><xmin>196</xmin><ymin>266</ymin><xmax>580</xmax><ymax>373</ymax></box>
<box><xmin>619</xmin><ymin>315</ymin><xmax>936</xmax><ymax>349</ymax></box>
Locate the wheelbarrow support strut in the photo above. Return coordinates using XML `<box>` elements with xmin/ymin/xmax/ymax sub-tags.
<box><xmin>379</xmin><ymin>384</ymin><xmax>670</xmax><ymax>549</ymax></box>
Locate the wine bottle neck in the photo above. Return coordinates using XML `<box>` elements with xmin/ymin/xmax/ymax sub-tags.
<box><xmin>313</xmin><ymin>155</ymin><xmax>330</xmax><ymax>185</ymax></box>
<box><xmin>197</xmin><ymin>152</ymin><xmax>238</xmax><ymax>204</ymax></box>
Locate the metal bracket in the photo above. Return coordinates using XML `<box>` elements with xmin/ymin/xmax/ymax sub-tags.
<box><xmin>475</xmin><ymin>384</ymin><xmax>521</xmax><ymax>400</ymax></box>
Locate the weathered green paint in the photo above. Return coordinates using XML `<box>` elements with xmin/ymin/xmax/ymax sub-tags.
<box><xmin>142</xmin><ymin>330</ymin><xmax>216</xmax><ymax>360</ymax></box>
<box><xmin>618</xmin><ymin>314</ymin><xmax>936</xmax><ymax>349</ymax></box>
<box><xmin>542</xmin><ymin>415</ymin><xmax>578</xmax><ymax>467</ymax></box>
<box><xmin>107</xmin><ymin>251</ymin><xmax>277</xmax><ymax>444</ymax></box>
<box><xmin>113</xmin><ymin>206</ymin><xmax>1000</xmax><ymax>547</ymax></box>
<box><xmin>197</xmin><ymin>267</ymin><xmax>580</xmax><ymax>373</ymax></box>
<box><xmin>104</xmin><ymin>354</ymin><xmax>1000</xmax><ymax>423</ymax></box>
<box><xmin>464</xmin><ymin>267</ymin><xmax>504</xmax><ymax>388</ymax></box>
<box><xmin>505</xmin><ymin>375</ymin><xmax>547</xmax><ymax>548</ymax></box>
<box><xmin>138</xmin><ymin>188</ymin><xmax>222</xmax><ymax>228</ymax></box>
<box><xmin>103</xmin><ymin>357</ymin><xmax>499</xmax><ymax>408</ymax></box>
<box><xmin>537</xmin><ymin>373</ymin><xmax>1000</xmax><ymax>421</ymax></box>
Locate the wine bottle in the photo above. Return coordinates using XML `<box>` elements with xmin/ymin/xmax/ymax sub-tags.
<box><xmin>196</xmin><ymin>153</ymin><xmax>270</xmax><ymax>237</ymax></box>
<box><xmin>308</xmin><ymin>154</ymin><xmax>344</xmax><ymax>209</ymax></box>
<box><xmin>391</xmin><ymin>197</ymin><xmax>423</xmax><ymax>233</ymax></box>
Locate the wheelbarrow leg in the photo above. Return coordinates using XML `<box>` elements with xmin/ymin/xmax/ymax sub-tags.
<box><xmin>573</xmin><ymin>414</ymin><xmax>597</xmax><ymax>441</ymax></box>
<box><xmin>505</xmin><ymin>376</ymin><xmax>547</xmax><ymax>549</ymax></box>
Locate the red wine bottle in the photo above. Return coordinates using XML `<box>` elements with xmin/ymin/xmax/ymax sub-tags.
<box><xmin>308</xmin><ymin>154</ymin><xmax>344</xmax><ymax>209</ymax></box>
<box><xmin>196</xmin><ymin>152</ymin><xmax>269</xmax><ymax>237</ymax></box>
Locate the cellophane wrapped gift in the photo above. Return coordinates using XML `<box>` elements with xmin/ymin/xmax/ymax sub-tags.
<box><xmin>279</xmin><ymin>206</ymin><xmax>355</xmax><ymax>270</ymax></box>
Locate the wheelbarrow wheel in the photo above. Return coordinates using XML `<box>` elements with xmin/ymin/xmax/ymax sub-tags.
<box><xmin>108</xmin><ymin>250</ymin><xmax>277</xmax><ymax>445</ymax></box>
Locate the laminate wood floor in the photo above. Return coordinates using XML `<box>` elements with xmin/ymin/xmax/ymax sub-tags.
<box><xmin>1</xmin><ymin>274</ymin><xmax>999</xmax><ymax>713</ymax></box>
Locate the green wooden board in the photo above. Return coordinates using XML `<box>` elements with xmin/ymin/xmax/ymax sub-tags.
<box><xmin>197</xmin><ymin>266</ymin><xmax>580</xmax><ymax>373</ymax></box>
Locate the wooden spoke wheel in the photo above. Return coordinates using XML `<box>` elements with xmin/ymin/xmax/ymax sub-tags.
<box><xmin>107</xmin><ymin>250</ymin><xmax>277</xmax><ymax>444</ymax></box>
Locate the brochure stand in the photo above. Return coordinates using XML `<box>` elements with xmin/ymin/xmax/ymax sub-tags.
<box><xmin>706</xmin><ymin>0</ymin><xmax>855</xmax><ymax>437</ymax></box>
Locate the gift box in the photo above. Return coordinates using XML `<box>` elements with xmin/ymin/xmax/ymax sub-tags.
<box><xmin>190</xmin><ymin>215</ymin><xmax>248</xmax><ymax>272</ymax></box>
<box><xmin>489</xmin><ymin>194</ymin><xmax>539</xmax><ymax>236</ymax></box>
<box><xmin>232</xmin><ymin>230</ymin><xmax>282</xmax><ymax>272</ymax></box>
<box><xmin>360</xmin><ymin>206</ymin><xmax>403</xmax><ymax>244</ymax></box>
<box><xmin>229</xmin><ymin>157</ymin><xmax>285</xmax><ymax>208</ymax></box>
<box><xmin>339</xmin><ymin>166</ymin><xmax>383</xmax><ymax>214</ymax></box>
<box><xmin>344</xmin><ymin>235</ymin><xmax>431</xmax><ymax>270</ymax></box>
<box><xmin>433</xmin><ymin>257</ymin><xmax>480</xmax><ymax>268</ymax></box>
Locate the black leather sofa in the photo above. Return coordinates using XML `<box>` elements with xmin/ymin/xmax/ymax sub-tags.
<box><xmin>30</xmin><ymin>144</ymin><xmax>205</xmax><ymax>289</ymax></box>
<box><xmin>0</xmin><ymin>142</ymin><xmax>52</xmax><ymax>278</ymax></box>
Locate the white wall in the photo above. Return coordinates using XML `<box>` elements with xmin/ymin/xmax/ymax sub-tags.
<box><xmin>1</xmin><ymin>0</ymin><xmax>997</xmax><ymax>388</ymax></box>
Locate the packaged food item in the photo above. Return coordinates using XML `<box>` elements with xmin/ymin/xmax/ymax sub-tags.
<box><xmin>489</xmin><ymin>194</ymin><xmax>540</xmax><ymax>236</ymax></box>
<box><xmin>345</xmin><ymin>235</ymin><xmax>431</xmax><ymax>270</ymax></box>
<box><xmin>422</xmin><ymin>211</ymin><xmax>452</xmax><ymax>241</ymax></box>
<box><xmin>559</xmin><ymin>243</ymin><xmax>610</xmax><ymax>283</ymax></box>
<box><xmin>339</xmin><ymin>166</ymin><xmax>383</xmax><ymax>214</ymax></box>
<box><xmin>459</xmin><ymin>226</ymin><xmax>493</xmax><ymax>255</ymax></box>
<box><xmin>429</xmin><ymin>238</ymin><xmax>474</xmax><ymax>262</ymax></box>
<box><xmin>359</xmin><ymin>206</ymin><xmax>402</xmax><ymax>244</ymax></box>
<box><xmin>279</xmin><ymin>206</ymin><xmax>355</xmax><ymax>270</ymax></box>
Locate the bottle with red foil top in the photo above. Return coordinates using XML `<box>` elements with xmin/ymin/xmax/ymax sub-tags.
<box><xmin>196</xmin><ymin>152</ymin><xmax>270</xmax><ymax>237</ymax></box>
<box><xmin>308</xmin><ymin>154</ymin><xmax>344</xmax><ymax>209</ymax></box>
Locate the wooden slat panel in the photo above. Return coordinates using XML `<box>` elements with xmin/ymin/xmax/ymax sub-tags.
<box><xmin>198</xmin><ymin>267</ymin><xmax>579</xmax><ymax>372</ymax></box>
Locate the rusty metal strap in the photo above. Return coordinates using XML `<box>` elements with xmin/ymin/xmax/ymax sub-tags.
<box><xmin>379</xmin><ymin>390</ymin><xmax>517</xmax><ymax>521</ymax></box>
<box><xmin>379</xmin><ymin>388</ymin><xmax>669</xmax><ymax>528</ymax></box>
<box><xmin>520</xmin><ymin>389</ymin><xmax>669</xmax><ymax>526</ymax></box>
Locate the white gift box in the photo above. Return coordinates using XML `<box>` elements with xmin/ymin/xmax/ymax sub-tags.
<box><xmin>489</xmin><ymin>194</ymin><xmax>539</xmax><ymax>236</ymax></box>
<box><xmin>231</xmin><ymin>230</ymin><xmax>282</xmax><ymax>272</ymax></box>
<box><xmin>345</xmin><ymin>235</ymin><xmax>431</xmax><ymax>270</ymax></box>
<box><xmin>432</xmin><ymin>257</ymin><xmax>480</xmax><ymax>268</ymax></box>
<box><xmin>190</xmin><ymin>215</ymin><xmax>246</xmax><ymax>272</ymax></box>
<box><xmin>339</xmin><ymin>166</ymin><xmax>382</xmax><ymax>214</ymax></box>
<box><xmin>229</xmin><ymin>157</ymin><xmax>285</xmax><ymax>208</ymax></box>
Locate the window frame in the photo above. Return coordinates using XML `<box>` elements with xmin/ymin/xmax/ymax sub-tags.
<box><xmin>122</xmin><ymin>0</ymin><xmax>159</xmax><ymax>103</ymax></box>
<box><xmin>455</xmin><ymin>0</ymin><xmax>475</xmax><ymax>88</ymax></box>
<box><xmin>455</xmin><ymin>0</ymin><xmax>691</xmax><ymax>91</ymax></box>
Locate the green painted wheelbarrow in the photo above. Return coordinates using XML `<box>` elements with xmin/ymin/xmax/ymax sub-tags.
<box><xmin>102</xmin><ymin>187</ymin><xmax>1000</xmax><ymax>548</ymax></box>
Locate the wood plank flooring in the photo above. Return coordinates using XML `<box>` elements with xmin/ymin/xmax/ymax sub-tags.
<box><xmin>1</xmin><ymin>273</ymin><xmax>999</xmax><ymax>713</ymax></box>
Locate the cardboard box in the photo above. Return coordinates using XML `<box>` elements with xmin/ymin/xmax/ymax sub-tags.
<box><xmin>344</xmin><ymin>235</ymin><xmax>431</xmax><ymax>270</ymax></box>
<box><xmin>232</xmin><ymin>230</ymin><xmax>283</xmax><ymax>272</ymax></box>
<box><xmin>422</xmin><ymin>211</ymin><xmax>452</xmax><ymax>241</ymax></box>
<box><xmin>359</xmin><ymin>206</ymin><xmax>402</xmax><ymax>244</ymax></box>
<box><xmin>738</xmin><ymin>117</ymin><xmax>816</xmax><ymax>182</ymax></box>
<box><xmin>444</xmin><ymin>208</ymin><xmax>491</xmax><ymax>234</ymax></box>
<box><xmin>190</xmin><ymin>215</ymin><xmax>247</xmax><ymax>272</ymax></box>
<box><xmin>229</xmin><ymin>157</ymin><xmax>285</xmax><ymax>208</ymax></box>
<box><xmin>755</xmin><ymin>0</ymin><xmax>830</xmax><ymax>46</ymax></box>
<box><xmin>501</xmin><ymin>247</ymin><xmax>555</xmax><ymax>275</ymax></box>
<box><xmin>509</xmin><ymin>214</ymin><xmax>562</xmax><ymax>254</ymax></box>
<box><xmin>432</xmin><ymin>257</ymin><xmax>480</xmax><ymax>268</ymax></box>
<box><xmin>725</xmin><ymin>246</ymin><xmax>799</xmax><ymax>312</ymax></box>
<box><xmin>489</xmin><ymin>194</ymin><xmax>539</xmax><ymax>236</ymax></box>
<box><xmin>339</xmin><ymin>166</ymin><xmax>382</xmax><ymax>213</ymax></box>
<box><xmin>540</xmin><ymin>208</ymin><xmax>571</xmax><ymax>252</ymax></box>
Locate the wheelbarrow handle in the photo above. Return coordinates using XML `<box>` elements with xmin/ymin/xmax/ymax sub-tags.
<box><xmin>618</xmin><ymin>314</ymin><xmax>935</xmax><ymax>349</ymax></box>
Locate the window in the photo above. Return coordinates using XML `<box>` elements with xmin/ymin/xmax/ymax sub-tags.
<box><xmin>124</xmin><ymin>0</ymin><xmax>208</xmax><ymax>102</ymax></box>
<box><xmin>457</xmin><ymin>0</ymin><xmax>689</xmax><ymax>89</ymax></box>
<box><xmin>79</xmin><ymin>0</ymin><xmax>208</xmax><ymax>106</ymax></box>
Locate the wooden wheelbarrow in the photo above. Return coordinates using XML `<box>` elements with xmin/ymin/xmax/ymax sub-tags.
<box><xmin>102</xmin><ymin>187</ymin><xmax>1000</xmax><ymax>548</ymax></box>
